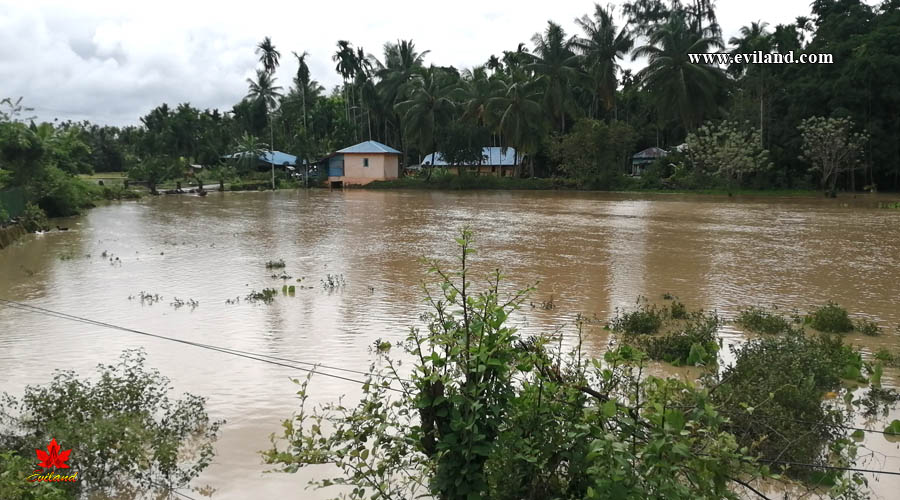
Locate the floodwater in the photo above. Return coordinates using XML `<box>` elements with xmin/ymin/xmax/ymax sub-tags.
<box><xmin>2</xmin><ymin>189</ymin><xmax>900</xmax><ymax>499</ymax></box>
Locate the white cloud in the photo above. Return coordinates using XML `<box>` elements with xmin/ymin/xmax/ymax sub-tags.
<box><xmin>1</xmin><ymin>0</ymin><xmax>826</xmax><ymax>125</ymax></box>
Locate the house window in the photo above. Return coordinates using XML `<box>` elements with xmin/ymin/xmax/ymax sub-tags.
<box><xmin>363</xmin><ymin>158</ymin><xmax>369</xmax><ymax>167</ymax></box>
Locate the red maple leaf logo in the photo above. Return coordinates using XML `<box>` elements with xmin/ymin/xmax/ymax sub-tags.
<box><xmin>35</xmin><ymin>439</ymin><xmax>71</xmax><ymax>469</ymax></box>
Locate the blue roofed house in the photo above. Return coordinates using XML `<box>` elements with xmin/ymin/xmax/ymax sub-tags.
<box><xmin>223</xmin><ymin>150</ymin><xmax>298</xmax><ymax>171</ymax></box>
<box><xmin>326</xmin><ymin>140</ymin><xmax>402</xmax><ymax>187</ymax></box>
<box><xmin>422</xmin><ymin>147</ymin><xmax>521</xmax><ymax>177</ymax></box>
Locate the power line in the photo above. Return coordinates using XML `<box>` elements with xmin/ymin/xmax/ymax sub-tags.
<box><xmin>0</xmin><ymin>298</ymin><xmax>407</xmax><ymax>391</ymax></box>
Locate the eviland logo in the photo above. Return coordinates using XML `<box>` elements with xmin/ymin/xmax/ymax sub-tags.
<box><xmin>27</xmin><ymin>438</ymin><xmax>79</xmax><ymax>483</ymax></box>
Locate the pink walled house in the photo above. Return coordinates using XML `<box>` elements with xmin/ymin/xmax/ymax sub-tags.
<box><xmin>326</xmin><ymin>141</ymin><xmax>401</xmax><ymax>187</ymax></box>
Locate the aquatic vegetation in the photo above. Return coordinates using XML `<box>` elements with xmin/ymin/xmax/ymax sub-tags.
<box><xmin>321</xmin><ymin>273</ymin><xmax>345</xmax><ymax>290</ymax></box>
<box><xmin>533</xmin><ymin>295</ymin><xmax>555</xmax><ymax>310</ymax></box>
<box><xmin>854</xmin><ymin>318</ymin><xmax>881</xmax><ymax>336</ymax></box>
<box><xmin>170</xmin><ymin>297</ymin><xmax>199</xmax><ymax>310</ymax></box>
<box><xmin>281</xmin><ymin>285</ymin><xmax>296</xmax><ymax>295</ymax></box>
<box><xmin>271</xmin><ymin>271</ymin><xmax>293</xmax><ymax>280</ymax></box>
<box><xmin>877</xmin><ymin>201</ymin><xmax>900</xmax><ymax>209</ymax></box>
<box><xmin>265</xmin><ymin>259</ymin><xmax>286</xmax><ymax>269</ymax></box>
<box><xmin>246</xmin><ymin>288</ymin><xmax>279</xmax><ymax>304</ymax></box>
<box><xmin>661</xmin><ymin>292</ymin><xmax>675</xmax><ymax>300</ymax></box>
<box><xmin>668</xmin><ymin>299</ymin><xmax>687</xmax><ymax>319</ymax></box>
<box><xmin>805</xmin><ymin>302</ymin><xmax>854</xmax><ymax>333</ymax></box>
<box><xmin>129</xmin><ymin>291</ymin><xmax>163</xmax><ymax>305</ymax></box>
<box><xmin>735</xmin><ymin>306</ymin><xmax>794</xmax><ymax>334</ymax></box>
<box><xmin>58</xmin><ymin>253</ymin><xmax>76</xmax><ymax>261</ymax></box>
<box><xmin>224</xmin><ymin>296</ymin><xmax>242</xmax><ymax>305</ymax></box>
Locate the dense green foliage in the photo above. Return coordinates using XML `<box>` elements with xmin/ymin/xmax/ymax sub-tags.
<box><xmin>4</xmin><ymin>0</ymin><xmax>900</xmax><ymax>205</ymax></box>
<box><xmin>0</xmin><ymin>349</ymin><xmax>223</xmax><ymax>499</ymax></box>
<box><xmin>806</xmin><ymin>302</ymin><xmax>855</xmax><ymax>333</ymax></box>
<box><xmin>263</xmin><ymin>231</ymin><xmax>876</xmax><ymax>499</ymax></box>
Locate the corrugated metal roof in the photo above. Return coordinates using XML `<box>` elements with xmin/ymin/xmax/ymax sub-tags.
<box><xmin>423</xmin><ymin>147</ymin><xmax>521</xmax><ymax>167</ymax></box>
<box><xmin>224</xmin><ymin>150</ymin><xmax>298</xmax><ymax>166</ymax></box>
<box><xmin>336</xmin><ymin>140</ymin><xmax>402</xmax><ymax>155</ymax></box>
<box><xmin>632</xmin><ymin>147</ymin><xmax>668</xmax><ymax>159</ymax></box>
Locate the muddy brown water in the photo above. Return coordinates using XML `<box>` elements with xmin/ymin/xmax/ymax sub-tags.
<box><xmin>2</xmin><ymin>190</ymin><xmax>900</xmax><ymax>498</ymax></box>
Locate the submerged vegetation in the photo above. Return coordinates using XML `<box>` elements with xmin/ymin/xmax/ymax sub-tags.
<box><xmin>735</xmin><ymin>306</ymin><xmax>795</xmax><ymax>334</ymax></box>
<box><xmin>806</xmin><ymin>302</ymin><xmax>855</xmax><ymax>333</ymax></box>
<box><xmin>263</xmin><ymin>230</ymin><xmax>889</xmax><ymax>499</ymax></box>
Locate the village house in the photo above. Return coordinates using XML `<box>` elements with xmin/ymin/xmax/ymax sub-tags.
<box><xmin>421</xmin><ymin>147</ymin><xmax>521</xmax><ymax>177</ymax></box>
<box><xmin>630</xmin><ymin>147</ymin><xmax>668</xmax><ymax>176</ymax></box>
<box><xmin>326</xmin><ymin>140</ymin><xmax>401</xmax><ymax>187</ymax></box>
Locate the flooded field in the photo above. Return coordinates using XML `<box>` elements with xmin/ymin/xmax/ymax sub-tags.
<box><xmin>1</xmin><ymin>189</ymin><xmax>899</xmax><ymax>498</ymax></box>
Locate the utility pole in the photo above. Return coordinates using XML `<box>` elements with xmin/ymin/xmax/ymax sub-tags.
<box><xmin>270</xmin><ymin>110</ymin><xmax>275</xmax><ymax>190</ymax></box>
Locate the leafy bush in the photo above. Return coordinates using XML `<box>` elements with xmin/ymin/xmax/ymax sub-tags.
<box><xmin>735</xmin><ymin>306</ymin><xmax>793</xmax><ymax>334</ymax></box>
<box><xmin>0</xmin><ymin>349</ymin><xmax>223</xmax><ymax>498</ymax></box>
<box><xmin>712</xmin><ymin>331</ymin><xmax>863</xmax><ymax>477</ymax></box>
<box><xmin>20</xmin><ymin>202</ymin><xmax>48</xmax><ymax>232</ymax></box>
<box><xmin>634</xmin><ymin>311</ymin><xmax>721</xmax><ymax>365</ymax></box>
<box><xmin>806</xmin><ymin>302</ymin><xmax>854</xmax><ymax>333</ymax></box>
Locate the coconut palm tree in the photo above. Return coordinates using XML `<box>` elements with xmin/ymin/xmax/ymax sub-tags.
<box><xmin>256</xmin><ymin>37</ymin><xmax>281</xmax><ymax>74</ymax></box>
<box><xmin>246</xmin><ymin>69</ymin><xmax>283</xmax><ymax>188</ymax></box>
<box><xmin>729</xmin><ymin>21</ymin><xmax>772</xmax><ymax>146</ymax></box>
<box><xmin>292</xmin><ymin>51</ymin><xmax>311</xmax><ymax>130</ymax></box>
<box><xmin>395</xmin><ymin>67</ymin><xmax>457</xmax><ymax>173</ymax></box>
<box><xmin>528</xmin><ymin>21</ymin><xmax>582</xmax><ymax>132</ymax></box>
<box><xmin>488</xmin><ymin>75</ymin><xmax>544</xmax><ymax>177</ymax></box>
<box><xmin>232</xmin><ymin>132</ymin><xmax>269</xmax><ymax>173</ymax></box>
<box><xmin>486</xmin><ymin>55</ymin><xmax>503</xmax><ymax>75</ymax></box>
<box><xmin>632</xmin><ymin>12</ymin><xmax>725</xmax><ymax>130</ymax></box>
<box><xmin>372</xmin><ymin>40</ymin><xmax>430</xmax><ymax>164</ymax></box>
<box><xmin>574</xmin><ymin>4</ymin><xmax>634</xmax><ymax>120</ymax></box>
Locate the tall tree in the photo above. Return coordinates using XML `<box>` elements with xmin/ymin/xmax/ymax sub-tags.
<box><xmin>632</xmin><ymin>12</ymin><xmax>726</xmax><ymax>130</ymax></box>
<box><xmin>488</xmin><ymin>75</ymin><xmax>544</xmax><ymax>177</ymax></box>
<box><xmin>528</xmin><ymin>21</ymin><xmax>582</xmax><ymax>132</ymax></box>
<box><xmin>574</xmin><ymin>4</ymin><xmax>634</xmax><ymax>119</ymax></box>
<box><xmin>729</xmin><ymin>21</ymin><xmax>772</xmax><ymax>146</ymax></box>
<box><xmin>292</xmin><ymin>51</ymin><xmax>312</xmax><ymax>130</ymax></box>
<box><xmin>256</xmin><ymin>36</ymin><xmax>281</xmax><ymax>74</ymax></box>
<box><xmin>395</xmin><ymin>67</ymin><xmax>457</xmax><ymax>168</ymax></box>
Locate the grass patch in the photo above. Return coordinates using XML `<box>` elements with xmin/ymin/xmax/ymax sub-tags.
<box><xmin>805</xmin><ymin>302</ymin><xmax>854</xmax><ymax>333</ymax></box>
<box><xmin>735</xmin><ymin>306</ymin><xmax>794</xmax><ymax>334</ymax></box>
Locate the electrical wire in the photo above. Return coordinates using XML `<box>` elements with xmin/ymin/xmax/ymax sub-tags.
<box><xmin>0</xmin><ymin>298</ymin><xmax>407</xmax><ymax>391</ymax></box>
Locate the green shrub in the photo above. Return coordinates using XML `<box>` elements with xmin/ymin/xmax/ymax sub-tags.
<box><xmin>607</xmin><ymin>302</ymin><xmax>665</xmax><ymax>334</ymax></box>
<box><xmin>735</xmin><ymin>306</ymin><xmax>793</xmax><ymax>334</ymax></box>
<box><xmin>805</xmin><ymin>302</ymin><xmax>854</xmax><ymax>333</ymax></box>
<box><xmin>712</xmin><ymin>331</ymin><xmax>862</xmax><ymax>477</ymax></box>
<box><xmin>265</xmin><ymin>259</ymin><xmax>286</xmax><ymax>269</ymax></box>
<box><xmin>0</xmin><ymin>349</ymin><xmax>223</xmax><ymax>498</ymax></box>
<box><xmin>635</xmin><ymin>311</ymin><xmax>721</xmax><ymax>365</ymax></box>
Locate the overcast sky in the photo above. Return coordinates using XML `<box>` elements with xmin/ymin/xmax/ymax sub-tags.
<box><xmin>1</xmin><ymin>0</ymin><xmax>827</xmax><ymax>126</ymax></box>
